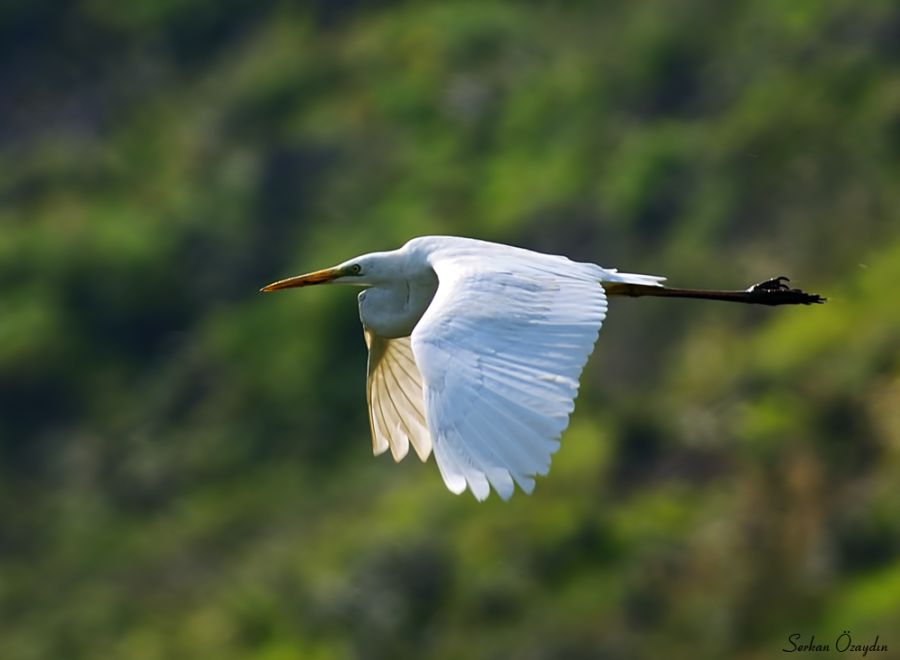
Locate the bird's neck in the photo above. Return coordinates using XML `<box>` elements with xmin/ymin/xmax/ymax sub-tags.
<box><xmin>358</xmin><ymin>272</ymin><xmax>438</xmax><ymax>339</ymax></box>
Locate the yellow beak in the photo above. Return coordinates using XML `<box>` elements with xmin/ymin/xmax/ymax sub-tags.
<box><xmin>260</xmin><ymin>266</ymin><xmax>347</xmax><ymax>292</ymax></box>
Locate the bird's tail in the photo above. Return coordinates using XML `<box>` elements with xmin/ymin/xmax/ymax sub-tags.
<box><xmin>600</xmin><ymin>268</ymin><xmax>666</xmax><ymax>287</ymax></box>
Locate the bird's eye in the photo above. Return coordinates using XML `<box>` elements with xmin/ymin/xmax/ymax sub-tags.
<box><xmin>350</xmin><ymin>264</ymin><xmax>362</xmax><ymax>275</ymax></box>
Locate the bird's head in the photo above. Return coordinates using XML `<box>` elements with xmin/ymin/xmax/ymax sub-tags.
<box><xmin>260</xmin><ymin>252</ymin><xmax>397</xmax><ymax>293</ymax></box>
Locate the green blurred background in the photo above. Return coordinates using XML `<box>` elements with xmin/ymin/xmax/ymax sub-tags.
<box><xmin>2</xmin><ymin>1</ymin><xmax>900</xmax><ymax>658</ymax></box>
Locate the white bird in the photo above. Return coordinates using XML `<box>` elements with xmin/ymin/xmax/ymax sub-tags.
<box><xmin>261</xmin><ymin>236</ymin><xmax>823</xmax><ymax>501</ymax></box>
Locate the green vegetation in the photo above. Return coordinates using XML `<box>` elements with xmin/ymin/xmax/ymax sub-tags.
<box><xmin>2</xmin><ymin>1</ymin><xmax>899</xmax><ymax>658</ymax></box>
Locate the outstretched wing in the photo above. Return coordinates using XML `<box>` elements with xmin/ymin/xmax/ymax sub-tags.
<box><xmin>364</xmin><ymin>329</ymin><xmax>432</xmax><ymax>463</ymax></box>
<box><xmin>410</xmin><ymin>248</ymin><xmax>609</xmax><ymax>501</ymax></box>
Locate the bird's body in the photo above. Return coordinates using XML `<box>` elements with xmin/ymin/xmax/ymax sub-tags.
<box><xmin>352</xmin><ymin>236</ymin><xmax>660</xmax><ymax>337</ymax></box>
<box><xmin>262</xmin><ymin>235</ymin><xmax>823</xmax><ymax>501</ymax></box>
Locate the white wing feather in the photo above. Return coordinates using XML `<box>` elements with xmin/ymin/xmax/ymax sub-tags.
<box><xmin>409</xmin><ymin>241</ymin><xmax>613</xmax><ymax>501</ymax></box>
<box><xmin>365</xmin><ymin>330</ymin><xmax>432</xmax><ymax>462</ymax></box>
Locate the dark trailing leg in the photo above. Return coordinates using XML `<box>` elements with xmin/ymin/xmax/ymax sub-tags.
<box><xmin>604</xmin><ymin>277</ymin><xmax>826</xmax><ymax>306</ymax></box>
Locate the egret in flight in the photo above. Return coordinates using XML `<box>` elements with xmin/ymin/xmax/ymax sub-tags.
<box><xmin>261</xmin><ymin>236</ymin><xmax>823</xmax><ymax>501</ymax></box>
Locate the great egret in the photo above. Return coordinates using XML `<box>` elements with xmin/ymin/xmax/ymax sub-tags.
<box><xmin>261</xmin><ymin>236</ymin><xmax>823</xmax><ymax>501</ymax></box>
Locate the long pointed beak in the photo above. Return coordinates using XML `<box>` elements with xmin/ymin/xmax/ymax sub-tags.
<box><xmin>260</xmin><ymin>266</ymin><xmax>345</xmax><ymax>292</ymax></box>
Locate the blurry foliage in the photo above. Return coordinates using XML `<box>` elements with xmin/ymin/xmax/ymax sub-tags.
<box><xmin>2</xmin><ymin>1</ymin><xmax>900</xmax><ymax>658</ymax></box>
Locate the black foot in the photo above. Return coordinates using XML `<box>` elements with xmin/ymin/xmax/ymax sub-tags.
<box><xmin>747</xmin><ymin>276</ymin><xmax>826</xmax><ymax>305</ymax></box>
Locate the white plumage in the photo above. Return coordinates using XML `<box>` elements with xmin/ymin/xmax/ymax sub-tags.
<box><xmin>261</xmin><ymin>236</ymin><xmax>665</xmax><ymax>500</ymax></box>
